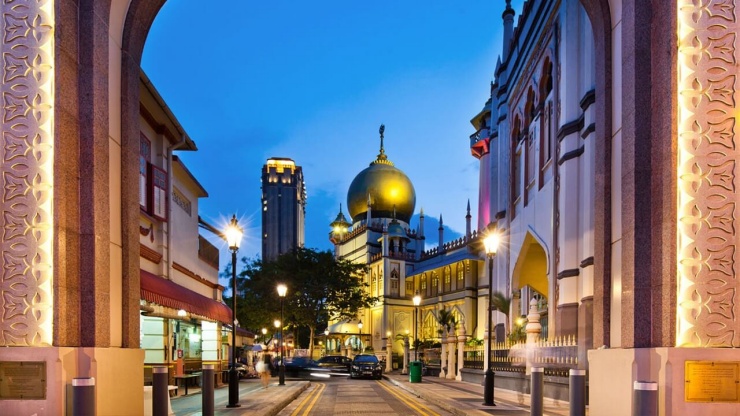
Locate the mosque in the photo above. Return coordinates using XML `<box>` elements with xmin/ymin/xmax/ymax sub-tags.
<box><xmin>326</xmin><ymin>125</ymin><xmax>485</xmax><ymax>371</ymax></box>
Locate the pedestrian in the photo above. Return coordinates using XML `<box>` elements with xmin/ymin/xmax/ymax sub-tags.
<box><xmin>257</xmin><ymin>354</ymin><xmax>271</xmax><ymax>389</ymax></box>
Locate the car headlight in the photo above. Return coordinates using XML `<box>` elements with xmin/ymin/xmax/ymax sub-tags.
<box><xmin>352</xmin><ymin>365</ymin><xmax>359</xmax><ymax>370</ymax></box>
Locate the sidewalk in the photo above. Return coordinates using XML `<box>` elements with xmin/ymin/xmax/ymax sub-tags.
<box><xmin>169</xmin><ymin>378</ymin><xmax>310</xmax><ymax>416</ymax></box>
<box><xmin>383</xmin><ymin>371</ymin><xmax>581</xmax><ymax>416</ymax></box>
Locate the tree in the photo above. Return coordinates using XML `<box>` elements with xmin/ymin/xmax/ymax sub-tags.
<box><xmin>436</xmin><ymin>307</ymin><xmax>457</xmax><ymax>336</ymax></box>
<box><xmin>234</xmin><ymin>248</ymin><xmax>378</xmax><ymax>359</ymax></box>
<box><xmin>490</xmin><ymin>291</ymin><xmax>512</xmax><ymax>337</ymax></box>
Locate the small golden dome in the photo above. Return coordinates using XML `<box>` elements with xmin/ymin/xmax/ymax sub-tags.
<box><xmin>347</xmin><ymin>125</ymin><xmax>416</xmax><ymax>223</ymax></box>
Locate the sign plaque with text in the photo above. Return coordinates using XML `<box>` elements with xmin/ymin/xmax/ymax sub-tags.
<box><xmin>0</xmin><ymin>361</ymin><xmax>46</xmax><ymax>400</ymax></box>
<box><xmin>685</xmin><ymin>361</ymin><xmax>739</xmax><ymax>403</ymax></box>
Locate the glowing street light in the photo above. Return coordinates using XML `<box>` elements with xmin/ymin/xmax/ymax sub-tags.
<box><xmin>225</xmin><ymin>215</ymin><xmax>242</xmax><ymax>409</ymax></box>
<box><xmin>413</xmin><ymin>292</ymin><xmax>421</xmax><ymax>361</ymax></box>
<box><xmin>483</xmin><ymin>230</ymin><xmax>500</xmax><ymax>407</ymax></box>
<box><xmin>277</xmin><ymin>284</ymin><xmax>287</xmax><ymax>385</ymax></box>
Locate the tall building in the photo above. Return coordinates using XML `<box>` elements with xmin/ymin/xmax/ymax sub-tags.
<box><xmin>261</xmin><ymin>158</ymin><xmax>306</xmax><ymax>261</ymax></box>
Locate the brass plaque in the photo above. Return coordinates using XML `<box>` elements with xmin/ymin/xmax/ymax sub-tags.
<box><xmin>0</xmin><ymin>361</ymin><xmax>46</xmax><ymax>400</ymax></box>
<box><xmin>685</xmin><ymin>361</ymin><xmax>739</xmax><ymax>403</ymax></box>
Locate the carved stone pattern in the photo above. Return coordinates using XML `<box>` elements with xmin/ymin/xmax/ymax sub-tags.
<box><xmin>0</xmin><ymin>0</ymin><xmax>54</xmax><ymax>346</ymax></box>
<box><xmin>677</xmin><ymin>0</ymin><xmax>740</xmax><ymax>347</ymax></box>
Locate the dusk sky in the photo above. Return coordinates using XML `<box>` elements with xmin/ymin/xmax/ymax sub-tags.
<box><xmin>141</xmin><ymin>0</ymin><xmax>524</xmax><ymax>284</ymax></box>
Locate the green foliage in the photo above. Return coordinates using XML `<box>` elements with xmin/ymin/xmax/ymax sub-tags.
<box><xmin>466</xmin><ymin>337</ymin><xmax>483</xmax><ymax>347</ymax></box>
<box><xmin>490</xmin><ymin>291</ymin><xmax>512</xmax><ymax>334</ymax></box>
<box><xmin>436</xmin><ymin>307</ymin><xmax>457</xmax><ymax>333</ymax></box>
<box><xmin>226</xmin><ymin>247</ymin><xmax>378</xmax><ymax>357</ymax></box>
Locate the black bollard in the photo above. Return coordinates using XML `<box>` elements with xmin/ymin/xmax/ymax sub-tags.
<box><xmin>152</xmin><ymin>366</ymin><xmax>168</xmax><ymax>416</ymax></box>
<box><xmin>202</xmin><ymin>364</ymin><xmax>214</xmax><ymax>416</ymax></box>
<box><xmin>632</xmin><ymin>381</ymin><xmax>658</xmax><ymax>416</ymax></box>
<box><xmin>530</xmin><ymin>367</ymin><xmax>543</xmax><ymax>416</ymax></box>
<box><xmin>72</xmin><ymin>377</ymin><xmax>95</xmax><ymax>416</ymax></box>
<box><xmin>569</xmin><ymin>369</ymin><xmax>586</xmax><ymax>416</ymax></box>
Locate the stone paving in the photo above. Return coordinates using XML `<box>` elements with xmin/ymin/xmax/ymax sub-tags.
<box><xmin>167</xmin><ymin>371</ymin><xmax>583</xmax><ymax>415</ymax></box>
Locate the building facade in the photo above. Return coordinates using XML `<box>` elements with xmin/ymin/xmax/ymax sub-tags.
<box><xmin>1</xmin><ymin>0</ymin><xmax>738</xmax><ymax>414</ymax></box>
<box><xmin>261</xmin><ymin>158</ymin><xmax>306</xmax><ymax>261</ymax></box>
<box><xmin>327</xmin><ymin>126</ymin><xmax>483</xmax><ymax>378</ymax></box>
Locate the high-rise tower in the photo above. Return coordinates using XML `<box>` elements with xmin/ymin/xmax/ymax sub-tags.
<box><xmin>261</xmin><ymin>157</ymin><xmax>306</xmax><ymax>261</ymax></box>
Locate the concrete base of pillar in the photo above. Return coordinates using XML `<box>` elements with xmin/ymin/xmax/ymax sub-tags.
<box><xmin>0</xmin><ymin>346</ymin><xmax>144</xmax><ymax>415</ymax></box>
<box><xmin>588</xmin><ymin>347</ymin><xmax>740</xmax><ymax>416</ymax></box>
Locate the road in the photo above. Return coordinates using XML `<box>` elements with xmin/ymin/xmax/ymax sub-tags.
<box><xmin>277</xmin><ymin>376</ymin><xmax>452</xmax><ymax>416</ymax></box>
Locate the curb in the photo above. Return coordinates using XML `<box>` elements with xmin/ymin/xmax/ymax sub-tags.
<box><xmin>264</xmin><ymin>381</ymin><xmax>311</xmax><ymax>416</ymax></box>
<box><xmin>383</xmin><ymin>376</ymin><xmax>470</xmax><ymax>416</ymax></box>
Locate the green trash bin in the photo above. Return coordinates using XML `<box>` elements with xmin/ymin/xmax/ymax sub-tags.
<box><xmin>409</xmin><ymin>361</ymin><xmax>422</xmax><ymax>383</ymax></box>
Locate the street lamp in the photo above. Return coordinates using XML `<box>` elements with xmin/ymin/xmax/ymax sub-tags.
<box><xmin>277</xmin><ymin>284</ymin><xmax>287</xmax><ymax>385</ymax></box>
<box><xmin>225</xmin><ymin>215</ymin><xmax>242</xmax><ymax>408</ymax></box>
<box><xmin>324</xmin><ymin>328</ymin><xmax>329</xmax><ymax>356</ymax></box>
<box><xmin>483</xmin><ymin>230</ymin><xmax>500</xmax><ymax>406</ymax></box>
<box><xmin>413</xmin><ymin>292</ymin><xmax>421</xmax><ymax>361</ymax></box>
<box><xmin>358</xmin><ymin>320</ymin><xmax>363</xmax><ymax>352</ymax></box>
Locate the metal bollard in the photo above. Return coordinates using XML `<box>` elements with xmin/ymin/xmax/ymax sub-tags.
<box><xmin>569</xmin><ymin>369</ymin><xmax>586</xmax><ymax>416</ymax></box>
<box><xmin>632</xmin><ymin>381</ymin><xmax>658</xmax><ymax>416</ymax></box>
<box><xmin>530</xmin><ymin>367</ymin><xmax>544</xmax><ymax>416</ymax></box>
<box><xmin>152</xmin><ymin>366</ymin><xmax>169</xmax><ymax>416</ymax></box>
<box><xmin>72</xmin><ymin>377</ymin><xmax>95</xmax><ymax>416</ymax></box>
<box><xmin>202</xmin><ymin>364</ymin><xmax>214</xmax><ymax>416</ymax></box>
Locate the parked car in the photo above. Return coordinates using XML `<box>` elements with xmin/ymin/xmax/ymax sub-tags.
<box><xmin>228</xmin><ymin>362</ymin><xmax>248</xmax><ymax>379</ymax></box>
<box><xmin>349</xmin><ymin>354</ymin><xmax>383</xmax><ymax>380</ymax></box>
<box><xmin>316</xmin><ymin>355</ymin><xmax>352</xmax><ymax>373</ymax></box>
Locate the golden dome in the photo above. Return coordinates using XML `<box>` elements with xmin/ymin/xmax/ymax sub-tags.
<box><xmin>347</xmin><ymin>125</ymin><xmax>416</xmax><ymax>223</ymax></box>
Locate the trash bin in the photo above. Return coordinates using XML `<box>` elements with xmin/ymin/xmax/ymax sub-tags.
<box><xmin>409</xmin><ymin>361</ymin><xmax>422</xmax><ymax>383</ymax></box>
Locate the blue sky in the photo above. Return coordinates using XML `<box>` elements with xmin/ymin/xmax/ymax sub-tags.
<box><xmin>142</xmin><ymin>0</ymin><xmax>523</xmax><ymax>280</ymax></box>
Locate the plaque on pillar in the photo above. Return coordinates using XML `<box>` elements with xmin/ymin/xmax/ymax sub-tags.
<box><xmin>0</xmin><ymin>361</ymin><xmax>46</xmax><ymax>399</ymax></box>
<box><xmin>685</xmin><ymin>361</ymin><xmax>739</xmax><ymax>403</ymax></box>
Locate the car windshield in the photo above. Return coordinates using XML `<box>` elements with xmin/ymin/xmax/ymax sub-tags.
<box><xmin>353</xmin><ymin>355</ymin><xmax>378</xmax><ymax>364</ymax></box>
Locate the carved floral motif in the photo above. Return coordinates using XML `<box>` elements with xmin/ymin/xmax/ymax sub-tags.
<box><xmin>677</xmin><ymin>0</ymin><xmax>739</xmax><ymax>347</ymax></box>
<box><xmin>0</xmin><ymin>0</ymin><xmax>54</xmax><ymax>346</ymax></box>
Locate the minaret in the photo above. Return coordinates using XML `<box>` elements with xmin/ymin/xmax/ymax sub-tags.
<box><xmin>466</xmin><ymin>200</ymin><xmax>472</xmax><ymax>239</ymax></box>
<box><xmin>419</xmin><ymin>208</ymin><xmax>425</xmax><ymax>238</ymax></box>
<box><xmin>329</xmin><ymin>204</ymin><xmax>350</xmax><ymax>245</ymax></box>
<box><xmin>502</xmin><ymin>0</ymin><xmax>515</xmax><ymax>60</ymax></box>
<box><xmin>438</xmin><ymin>214</ymin><xmax>444</xmax><ymax>252</ymax></box>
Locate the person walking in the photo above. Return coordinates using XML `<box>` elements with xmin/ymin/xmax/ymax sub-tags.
<box><xmin>256</xmin><ymin>354</ymin><xmax>271</xmax><ymax>389</ymax></box>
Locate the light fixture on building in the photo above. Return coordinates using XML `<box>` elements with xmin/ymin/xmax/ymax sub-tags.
<box><xmin>177</xmin><ymin>309</ymin><xmax>187</xmax><ymax>317</ymax></box>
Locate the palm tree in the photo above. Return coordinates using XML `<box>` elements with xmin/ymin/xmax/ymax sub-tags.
<box><xmin>436</xmin><ymin>307</ymin><xmax>457</xmax><ymax>336</ymax></box>
<box><xmin>490</xmin><ymin>291</ymin><xmax>512</xmax><ymax>337</ymax></box>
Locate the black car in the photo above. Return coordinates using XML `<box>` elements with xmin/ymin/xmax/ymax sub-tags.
<box><xmin>349</xmin><ymin>354</ymin><xmax>383</xmax><ymax>380</ymax></box>
<box><xmin>316</xmin><ymin>355</ymin><xmax>352</xmax><ymax>373</ymax></box>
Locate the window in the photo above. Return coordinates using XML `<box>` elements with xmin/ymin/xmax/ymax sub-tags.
<box><xmin>443</xmin><ymin>267</ymin><xmax>451</xmax><ymax>292</ymax></box>
<box><xmin>527</xmin><ymin>128</ymin><xmax>536</xmax><ymax>187</ymax></box>
<box><xmin>139</xmin><ymin>134</ymin><xmax>150</xmax><ymax>210</ymax></box>
<box><xmin>431</xmin><ymin>272</ymin><xmax>439</xmax><ymax>296</ymax></box>
<box><xmin>139</xmin><ymin>133</ymin><xmax>168</xmax><ymax>221</ymax></box>
<box><xmin>406</xmin><ymin>279</ymin><xmax>414</xmax><ymax>293</ymax></box>
<box><xmin>421</xmin><ymin>274</ymin><xmax>428</xmax><ymax>294</ymax></box>
<box><xmin>150</xmin><ymin>165</ymin><xmax>167</xmax><ymax>221</ymax></box>
<box><xmin>456</xmin><ymin>263</ymin><xmax>464</xmax><ymax>287</ymax></box>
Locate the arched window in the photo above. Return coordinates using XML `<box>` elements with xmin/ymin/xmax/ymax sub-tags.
<box><xmin>539</xmin><ymin>58</ymin><xmax>554</xmax><ymax>183</ymax></box>
<box><xmin>421</xmin><ymin>273</ymin><xmax>428</xmax><ymax>295</ymax></box>
<box><xmin>443</xmin><ymin>266</ymin><xmax>451</xmax><ymax>292</ymax></box>
<box><xmin>431</xmin><ymin>272</ymin><xmax>439</xmax><ymax>296</ymax></box>
<box><xmin>525</xmin><ymin>87</ymin><xmax>537</xmax><ymax>190</ymax></box>
<box><xmin>456</xmin><ymin>262</ymin><xmax>465</xmax><ymax>288</ymax></box>
<box><xmin>511</xmin><ymin>115</ymin><xmax>522</xmax><ymax>218</ymax></box>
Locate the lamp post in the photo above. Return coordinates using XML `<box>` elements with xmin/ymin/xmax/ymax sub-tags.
<box><xmin>277</xmin><ymin>284</ymin><xmax>287</xmax><ymax>385</ymax></box>
<box><xmin>225</xmin><ymin>215</ymin><xmax>242</xmax><ymax>408</ymax></box>
<box><xmin>324</xmin><ymin>329</ymin><xmax>329</xmax><ymax>356</ymax></box>
<box><xmin>413</xmin><ymin>292</ymin><xmax>421</xmax><ymax>361</ymax></box>
<box><xmin>483</xmin><ymin>230</ymin><xmax>500</xmax><ymax>406</ymax></box>
<box><xmin>358</xmin><ymin>320</ymin><xmax>363</xmax><ymax>352</ymax></box>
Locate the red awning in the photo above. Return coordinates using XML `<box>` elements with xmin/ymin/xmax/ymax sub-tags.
<box><xmin>140</xmin><ymin>270</ymin><xmax>232</xmax><ymax>324</ymax></box>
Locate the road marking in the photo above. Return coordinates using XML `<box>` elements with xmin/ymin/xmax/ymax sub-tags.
<box><xmin>290</xmin><ymin>382</ymin><xmax>325</xmax><ymax>416</ymax></box>
<box><xmin>375</xmin><ymin>380</ymin><xmax>441</xmax><ymax>416</ymax></box>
